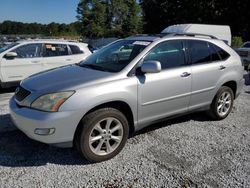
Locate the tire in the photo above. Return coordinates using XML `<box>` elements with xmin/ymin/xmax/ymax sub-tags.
<box><xmin>207</xmin><ymin>86</ymin><xmax>234</xmax><ymax>120</ymax></box>
<box><xmin>75</xmin><ymin>108</ymin><xmax>129</xmax><ymax>162</ymax></box>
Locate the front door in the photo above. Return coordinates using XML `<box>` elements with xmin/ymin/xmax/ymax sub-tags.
<box><xmin>137</xmin><ymin>40</ymin><xmax>192</xmax><ymax>125</ymax></box>
<box><xmin>1</xmin><ymin>43</ymin><xmax>43</xmax><ymax>82</ymax></box>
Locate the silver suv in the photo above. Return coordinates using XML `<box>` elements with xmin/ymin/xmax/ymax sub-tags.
<box><xmin>10</xmin><ymin>34</ymin><xmax>244</xmax><ymax>162</ymax></box>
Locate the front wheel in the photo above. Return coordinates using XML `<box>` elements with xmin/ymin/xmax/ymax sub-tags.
<box><xmin>207</xmin><ymin>86</ymin><xmax>234</xmax><ymax>120</ymax></box>
<box><xmin>75</xmin><ymin>108</ymin><xmax>129</xmax><ymax>162</ymax></box>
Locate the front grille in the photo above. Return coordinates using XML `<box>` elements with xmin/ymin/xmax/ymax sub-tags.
<box><xmin>237</xmin><ymin>50</ymin><xmax>248</xmax><ymax>57</ymax></box>
<box><xmin>15</xmin><ymin>86</ymin><xmax>31</xmax><ymax>102</ymax></box>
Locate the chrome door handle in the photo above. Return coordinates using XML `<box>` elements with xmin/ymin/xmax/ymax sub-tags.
<box><xmin>219</xmin><ymin>65</ymin><xmax>226</xmax><ymax>70</ymax></box>
<box><xmin>66</xmin><ymin>59</ymin><xmax>72</xmax><ymax>61</ymax></box>
<box><xmin>181</xmin><ymin>72</ymin><xmax>191</xmax><ymax>77</ymax></box>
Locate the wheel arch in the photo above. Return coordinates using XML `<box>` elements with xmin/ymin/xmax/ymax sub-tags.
<box><xmin>222</xmin><ymin>80</ymin><xmax>237</xmax><ymax>99</ymax></box>
<box><xmin>73</xmin><ymin>100</ymin><xmax>135</xmax><ymax>144</ymax></box>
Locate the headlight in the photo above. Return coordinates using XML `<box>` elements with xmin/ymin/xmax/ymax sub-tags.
<box><xmin>31</xmin><ymin>91</ymin><xmax>75</xmax><ymax>112</ymax></box>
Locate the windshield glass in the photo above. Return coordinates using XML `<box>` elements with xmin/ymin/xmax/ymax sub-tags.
<box><xmin>79</xmin><ymin>40</ymin><xmax>151</xmax><ymax>72</ymax></box>
<box><xmin>0</xmin><ymin>43</ymin><xmax>19</xmax><ymax>53</ymax></box>
<box><xmin>243</xmin><ymin>43</ymin><xmax>250</xmax><ymax>48</ymax></box>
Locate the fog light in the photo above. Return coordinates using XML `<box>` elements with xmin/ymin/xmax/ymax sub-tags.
<box><xmin>34</xmin><ymin>128</ymin><xmax>55</xmax><ymax>135</ymax></box>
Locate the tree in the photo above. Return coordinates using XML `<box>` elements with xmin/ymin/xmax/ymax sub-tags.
<box><xmin>76</xmin><ymin>0</ymin><xmax>142</xmax><ymax>38</ymax></box>
<box><xmin>141</xmin><ymin>0</ymin><xmax>250</xmax><ymax>40</ymax></box>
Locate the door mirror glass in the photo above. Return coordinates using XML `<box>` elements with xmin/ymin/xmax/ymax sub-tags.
<box><xmin>4</xmin><ymin>52</ymin><xmax>18</xmax><ymax>59</ymax></box>
<box><xmin>141</xmin><ymin>60</ymin><xmax>161</xmax><ymax>73</ymax></box>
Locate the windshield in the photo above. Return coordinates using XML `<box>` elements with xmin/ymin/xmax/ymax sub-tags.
<box><xmin>243</xmin><ymin>43</ymin><xmax>250</xmax><ymax>48</ymax></box>
<box><xmin>79</xmin><ymin>40</ymin><xmax>151</xmax><ymax>72</ymax></box>
<box><xmin>0</xmin><ymin>43</ymin><xmax>19</xmax><ymax>53</ymax></box>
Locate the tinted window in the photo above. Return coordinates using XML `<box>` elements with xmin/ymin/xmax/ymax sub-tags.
<box><xmin>208</xmin><ymin>43</ymin><xmax>221</xmax><ymax>62</ymax></box>
<box><xmin>12</xmin><ymin>43</ymin><xmax>42</xmax><ymax>58</ymax></box>
<box><xmin>211</xmin><ymin>43</ymin><xmax>230</xmax><ymax>60</ymax></box>
<box><xmin>44</xmin><ymin>43</ymin><xmax>69</xmax><ymax>57</ymax></box>
<box><xmin>243</xmin><ymin>43</ymin><xmax>250</xmax><ymax>48</ymax></box>
<box><xmin>70</xmin><ymin>45</ymin><xmax>83</xmax><ymax>54</ymax></box>
<box><xmin>188</xmin><ymin>40</ymin><xmax>211</xmax><ymax>64</ymax></box>
<box><xmin>144</xmin><ymin>40</ymin><xmax>186</xmax><ymax>69</ymax></box>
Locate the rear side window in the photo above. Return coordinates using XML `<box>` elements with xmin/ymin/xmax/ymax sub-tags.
<box><xmin>43</xmin><ymin>43</ymin><xmax>69</xmax><ymax>57</ymax></box>
<box><xmin>69</xmin><ymin>45</ymin><xmax>84</xmax><ymax>54</ymax></box>
<box><xmin>187</xmin><ymin>40</ymin><xmax>230</xmax><ymax>64</ymax></box>
<box><xmin>208</xmin><ymin>43</ymin><xmax>221</xmax><ymax>62</ymax></box>
<box><xmin>144</xmin><ymin>40</ymin><xmax>186</xmax><ymax>69</ymax></box>
<box><xmin>210</xmin><ymin>43</ymin><xmax>230</xmax><ymax>60</ymax></box>
<box><xmin>187</xmin><ymin>40</ymin><xmax>211</xmax><ymax>64</ymax></box>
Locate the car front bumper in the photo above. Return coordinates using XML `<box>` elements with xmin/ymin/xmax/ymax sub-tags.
<box><xmin>9</xmin><ymin>97</ymin><xmax>83</xmax><ymax>147</ymax></box>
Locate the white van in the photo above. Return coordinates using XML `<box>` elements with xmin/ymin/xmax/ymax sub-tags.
<box><xmin>162</xmin><ymin>24</ymin><xmax>232</xmax><ymax>46</ymax></box>
<box><xmin>0</xmin><ymin>40</ymin><xmax>92</xmax><ymax>88</ymax></box>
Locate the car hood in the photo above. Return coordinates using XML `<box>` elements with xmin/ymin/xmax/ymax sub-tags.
<box><xmin>21</xmin><ymin>65</ymin><xmax>114</xmax><ymax>92</ymax></box>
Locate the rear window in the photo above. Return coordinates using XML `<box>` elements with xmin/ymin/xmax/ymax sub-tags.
<box><xmin>69</xmin><ymin>45</ymin><xmax>84</xmax><ymax>54</ymax></box>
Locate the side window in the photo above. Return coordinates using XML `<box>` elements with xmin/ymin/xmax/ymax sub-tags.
<box><xmin>12</xmin><ymin>43</ymin><xmax>42</xmax><ymax>58</ymax></box>
<box><xmin>208</xmin><ymin>43</ymin><xmax>221</xmax><ymax>62</ymax></box>
<box><xmin>144</xmin><ymin>40</ymin><xmax>186</xmax><ymax>69</ymax></box>
<box><xmin>211</xmin><ymin>43</ymin><xmax>230</xmax><ymax>60</ymax></box>
<box><xmin>69</xmin><ymin>45</ymin><xmax>84</xmax><ymax>54</ymax></box>
<box><xmin>44</xmin><ymin>43</ymin><xmax>69</xmax><ymax>57</ymax></box>
<box><xmin>187</xmin><ymin>40</ymin><xmax>211</xmax><ymax>64</ymax></box>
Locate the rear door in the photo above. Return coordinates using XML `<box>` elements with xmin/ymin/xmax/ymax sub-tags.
<box><xmin>0</xmin><ymin>43</ymin><xmax>43</xmax><ymax>82</ymax></box>
<box><xmin>187</xmin><ymin>40</ymin><xmax>230</xmax><ymax>110</ymax></box>
<box><xmin>42</xmin><ymin>43</ymin><xmax>71</xmax><ymax>70</ymax></box>
<box><xmin>137</xmin><ymin>40</ymin><xmax>192</xmax><ymax>124</ymax></box>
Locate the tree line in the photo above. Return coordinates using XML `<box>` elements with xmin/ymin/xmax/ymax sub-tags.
<box><xmin>0</xmin><ymin>0</ymin><xmax>249</xmax><ymax>40</ymax></box>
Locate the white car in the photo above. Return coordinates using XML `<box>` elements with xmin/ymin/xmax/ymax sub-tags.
<box><xmin>0</xmin><ymin>40</ymin><xmax>92</xmax><ymax>88</ymax></box>
<box><xmin>162</xmin><ymin>24</ymin><xmax>232</xmax><ymax>45</ymax></box>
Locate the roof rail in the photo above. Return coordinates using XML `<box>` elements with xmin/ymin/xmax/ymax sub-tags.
<box><xmin>163</xmin><ymin>32</ymin><xmax>218</xmax><ymax>39</ymax></box>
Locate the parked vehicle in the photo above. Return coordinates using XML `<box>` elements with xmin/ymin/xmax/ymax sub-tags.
<box><xmin>0</xmin><ymin>40</ymin><xmax>92</xmax><ymax>88</ymax></box>
<box><xmin>10</xmin><ymin>34</ymin><xmax>244</xmax><ymax>162</ymax></box>
<box><xmin>162</xmin><ymin>24</ymin><xmax>232</xmax><ymax>45</ymax></box>
<box><xmin>235</xmin><ymin>42</ymin><xmax>250</xmax><ymax>72</ymax></box>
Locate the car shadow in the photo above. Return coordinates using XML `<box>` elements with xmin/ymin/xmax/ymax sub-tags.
<box><xmin>0</xmin><ymin>86</ymin><xmax>16</xmax><ymax>94</ymax></box>
<box><xmin>0</xmin><ymin>130</ymin><xmax>91</xmax><ymax>167</ymax></box>
<box><xmin>0</xmin><ymin>111</ymin><xmax>210</xmax><ymax>167</ymax></box>
<box><xmin>134</xmin><ymin>112</ymin><xmax>210</xmax><ymax>136</ymax></box>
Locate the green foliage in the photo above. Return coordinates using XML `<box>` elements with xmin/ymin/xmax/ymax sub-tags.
<box><xmin>76</xmin><ymin>0</ymin><xmax>142</xmax><ymax>38</ymax></box>
<box><xmin>141</xmin><ymin>0</ymin><xmax>250</xmax><ymax>40</ymax></box>
<box><xmin>232</xmin><ymin>36</ymin><xmax>243</xmax><ymax>48</ymax></box>
<box><xmin>0</xmin><ymin>21</ymin><xmax>80</xmax><ymax>36</ymax></box>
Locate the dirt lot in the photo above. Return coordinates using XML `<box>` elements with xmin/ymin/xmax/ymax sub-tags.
<box><xmin>0</xmin><ymin>74</ymin><xmax>249</xmax><ymax>188</ymax></box>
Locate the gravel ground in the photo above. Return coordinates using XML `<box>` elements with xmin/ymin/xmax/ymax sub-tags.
<box><xmin>0</xmin><ymin>75</ymin><xmax>250</xmax><ymax>188</ymax></box>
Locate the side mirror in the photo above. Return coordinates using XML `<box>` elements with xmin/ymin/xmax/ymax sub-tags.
<box><xmin>4</xmin><ymin>52</ymin><xmax>18</xmax><ymax>59</ymax></box>
<box><xmin>141</xmin><ymin>60</ymin><xmax>161</xmax><ymax>73</ymax></box>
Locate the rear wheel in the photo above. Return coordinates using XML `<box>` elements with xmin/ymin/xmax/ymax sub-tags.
<box><xmin>207</xmin><ymin>86</ymin><xmax>234</xmax><ymax>120</ymax></box>
<box><xmin>75</xmin><ymin>108</ymin><xmax>129</xmax><ymax>162</ymax></box>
